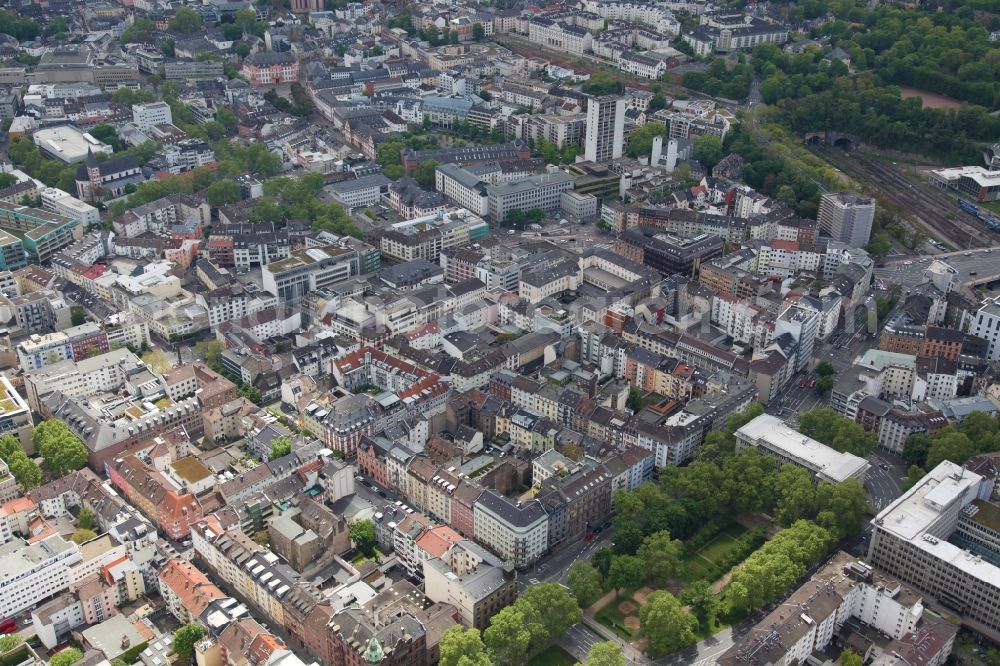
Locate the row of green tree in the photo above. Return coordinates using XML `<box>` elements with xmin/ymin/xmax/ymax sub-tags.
<box><xmin>721</xmin><ymin>519</ymin><xmax>835</xmax><ymax>614</ymax></box>
<box><xmin>682</xmin><ymin>59</ymin><xmax>755</xmax><ymax>101</ymax></box>
<box><xmin>703</xmin><ymin>2</ymin><xmax>1000</xmax><ymax>164</ymax></box>
<box><xmin>0</xmin><ymin>421</ymin><xmax>90</xmax><ymax>491</ymax></box>
<box><xmin>375</xmin><ymin>132</ymin><xmax>441</xmax><ymax>181</ymax></box>
<box><xmin>902</xmin><ymin>411</ymin><xmax>999</xmax><ymax>490</ymax></box>
<box><xmin>0</xmin><ymin>9</ymin><xmax>42</xmax><ymax>41</ymax></box>
<box><xmin>439</xmin><ymin>583</ymin><xmax>582</xmax><ymax>666</ymax></box>
<box><xmin>534</xmin><ymin>137</ymin><xmax>580</xmax><ymax>166</ymax></box>
<box><xmin>723</xmin><ymin>123</ymin><xmax>823</xmax><ymax>219</ymax></box>
<box><xmin>247</xmin><ymin>172</ymin><xmax>361</xmax><ymax>237</ymax></box>
<box><xmin>625</xmin><ymin>125</ymin><xmax>725</xmax><ymax>171</ymax></box>
<box><xmin>101</xmin><ymin>136</ymin><xmax>278</xmax><ymax>216</ymax></box>
<box><xmin>820</xmin><ymin>5</ymin><xmax>1000</xmax><ymax>108</ymax></box>
<box><xmin>264</xmin><ymin>83</ymin><xmax>315</xmax><ymax>118</ymax></box>
<box><xmin>567</xmin><ymin>552</ymin><xmax>718</xmax><ymax>657</ymax></box>
<box><xmin>797</xmin><ymin>407</ymin><xmax>875</xmax><ymax>456</ymax></box>
<box><xmin>556</xmin><ymin>405</ymin><xmax>870</xmax><ymax>655</ymax></box>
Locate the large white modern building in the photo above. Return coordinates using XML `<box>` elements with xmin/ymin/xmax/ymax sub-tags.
<box><xmin>473</xmin><ymin>490</ymin><xmax>548</xmax><ymax>569</ymax></box>
<box><xmin>132</xmin><ymin>102</ymin><xmax>172</xmax><ymax>132</ymax></box>
<box><xmin>0</xmin><ymin>534</ymin><xmax>81</xmax><ymax>617</ymax></box>
<box><xmin>326</xmin><ymin>175</ymin><xmax>392</xmax><ymax>212</ymax></box>
<box><xmin>22</xmin><ymin>348</ymin><xmax>149</xmax><ymax>412</ymax></box>
<box><xmin>262</xmin><ymin>245</ymin><xmax>359</xmax><ymax>304</ymax></box>
<box><xmin>867</xmin><ymin>459</ymin><xmax>1000</xmax><ymax>642</ymax></box>
<box><xmin>486</xmin><ymin>172</ymin><xmax>575</xmax><ymax>223</ymax></box>
<box><xmin>584</xmin><ymin>96</ymin><xmax>625</xmax><ymax>163</ymax></box>
<box><xmin>435</xmin><ymin>164</ymin><xmax>489</xmax><ymax>216</ymax></box>
<box><xmin>32</xmin><ymin>126</ymin><xmax>113</xmax><ymax>164</ymax></box>
<box><xmin>582</xmin><ymin>0</ymin><xmax>680</xmax><ymax>34</ymax></box>
<box><xmin>380</xmin><ymin>208</ymin><xmax>490</xmax><ymax>263</ymax></box>
<box><xmin>734</xmin><ymin>413</ymin><xmax>870</xmax><ymax>484</ymax></box>
<box><xmin>528</xmin><ymin>18</ymin><xmax>594</xmax><ymax>55</ymax></box>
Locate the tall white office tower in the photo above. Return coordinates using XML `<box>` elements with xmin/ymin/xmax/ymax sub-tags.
<box><xmin>584</xmin><ymin>95</ymin><xmax>626</xmax><ymax>163</ymax></box>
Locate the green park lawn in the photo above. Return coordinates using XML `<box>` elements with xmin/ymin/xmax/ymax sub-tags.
<box><xmin>679</xmin><ymin>521</ymin><xmax>750</xmax><ymax>584</ymax></box>
<box><xmin>595</xmin><ymin>596</ymin><xmax>639</xmax><ymax>640</ymax></box>
<box><xmin>526</xmin><ymin>646</ymin><xmax>577</xmax><ymax>666</ymax></box>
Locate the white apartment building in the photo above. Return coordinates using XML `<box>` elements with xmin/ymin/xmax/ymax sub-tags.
<box><xmin>233</xmin><ymin>306</ymin><xmax>301</xmax><ymax>342</ymax></box>
<box><xmin>476</xmin><ymin>254</ymin><xmax>522</xmax><ymax>292</ymax></box>
<box><xmin>0</xmin><ymin>534</ymin><xmax>82</xmax><ymax>617</ymax></box>
<box><xmin>326</xmin><ymin>175</ymin><xmax>391</xmax><ymax>212</ymax></box>
<box><xmin>712</xmin><ymin>294</ymin><xmax>766</xmax><ymax>346</ymax></box>
<box><xmin>518</xmin><ymin>260</ymin><xmax>582</xmax><ymax>304</ymax></box>
<box><xmin>17</xmin><ymin>331</ymin><xmax>73</xmax><ymax>371</ymax></box>
<box><xmin>32</xmin><ymin>594</ymin><xmax>85</xmax><ymax>649</ymax></box>
<box><xmin>132</xmin><ymin>101</ymin><xmax>172</xmax><ymax>132</ymax></box>
<box><xmin>112</xmin><ymin>195</ymin><xmax>209</xmax><ymax>239</ymax></box>
<box><xmin>161</xmin><ymin>140</ymin><xmax>216</xmax><ymax>174</ymax></box>
<box><xmin>380</xmin><ymin>209</ymin><xmax>489</xmax><ymax>263</ymax></box>
<box><xmin>197</xmin><ymin>291</ymin><xmax>278</xmax><ymax>328</ymax></box>
<box><xmin>105</xmin><ymin>316</ymin><xmax>151</xmax><ymax>352</ymax></box>
<box><xmin>718</xmin><ymin>551</ymin><xmax>953</xmax><ymax>666</ymax></box>
<box><xmin>528</xmin><ymin>19</ymin><xmax>593</xmax><ymax>55</ymax></box>
<box><xmin>735</xmin><ymin>413</ymin><xmax>870</xmax><ymax>484</ymax></box>
<box><xmin>714</xmin><ymin>24</ymin><xmax>788</xmax><ymax>51</ymax></box>
<box><xmin>775</xmin><ymin>303</ymin><xmax>818</xmax><ymax>373</ymax></box>
<box><xmin>618</xmin><ymin>51</ymin><xmax>667</xmax><ymax>79</ymax></box>
<box><xmin>753</xmin><ymin>240</ymin><xmax>823</xmax><ymax>278</ymax></box>
<box><xmin>795</xmin><ymin>293</ymin><xmax>842</xmax><ymax>341</ymax></box>
<box><xmin>473</xmin><ymin>490</ymin><xmax>548</xmax><ymax>568</ymax></box>
<box><xmin>584</xmin><ymin>0</ymin><xmax>680</xmax><ymax>33</ymax></box>
<box><xmin>39</xmin><ymin>187</ymin><xmax>100</xmax><ymax>226</ymax></box>
<box><xmin>423</xmin><ymin>540</ymin><xmax>516</xmax><ymax>629</ymax></box>
<box><xmin>968</xmin><ymin>297</ymin><xmax>1000</xmax><ymax>360</ymax></box>
<box><xmin>560</xmin><ymin>190</ymin><xmax>598</xmax><ymax>219</ymax></box>
<box><xmin>23</xmin><ymin>348</ymin><xmax>147</xmax><ymax>412</ymax></box>
<box><xmin>435</xmin><ymin>164</ymin><xmax>489</xmax><ymax>216</ymax></box>
<box><xmin>525</xmin><ymin>113</ymin><xmax>586</xmax><ymax>149</ymax></box>
<box><xmin>69</xmin><ymin>536</ymin><xmax>127</xmax><ymax>586</ymax></box>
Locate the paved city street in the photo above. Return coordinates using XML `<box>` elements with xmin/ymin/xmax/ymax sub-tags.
<box><xmin>864</xmin><ymin>451</ymin><xmax>906</xmax><ymax>514</ymax></box>
<box><xmin>875</xmin><ymin>246</ymin><xmax>1000</xmax><ymax>289</ymax></box>
<box><xmin>561</xmin><ymin>624</ymin><xmax>606</xmax><ymax>661</ymax></box>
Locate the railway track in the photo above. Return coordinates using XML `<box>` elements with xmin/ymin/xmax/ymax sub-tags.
<box><xmin>852</xmin><ymin>155</ymin><xmax>992</xmax><ymax>248</ymax></box>
<box><xmin>811</xmin><ymin>146</ymin><xmax>993</xmax><ymax>250</ymax></box>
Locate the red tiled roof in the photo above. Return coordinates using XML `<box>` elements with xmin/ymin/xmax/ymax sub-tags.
<box><xmin>161</xmin><ymin>491</ymin><xmax>202</xmax><ymax>525</ymax></box>
<box><xmin>415</xmin><ymin>525</ymin><xmax>463</xmax><ymax>558</ymax></box>
<box><xmin>82</xmin><ymin>264</ymin><xmax>108</xmax><ymax>280</ymax></box>
<box><xmin>159</xmin><ymin>559</ymin><xmax>224</xmax><ymax>617</ymax></box>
